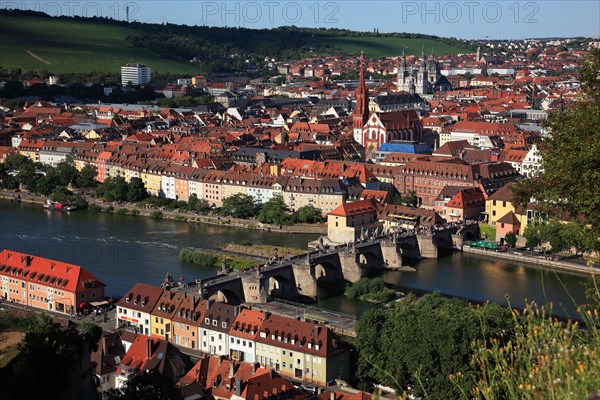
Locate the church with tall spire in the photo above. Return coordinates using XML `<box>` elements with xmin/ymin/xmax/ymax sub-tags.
<box><xmin>352</xmin><ymin>52</ymin><xmax>435</xmax><ymax>161</ymax></box>
<box><xmin>396</xmin><ymin>46</ymin><xmax>442</xmax><ymax>95</ymax></box>
<box><xmin>352</xmin><ymin>52</ymin><xmax>370</xmax><ymax>145</ymax></box>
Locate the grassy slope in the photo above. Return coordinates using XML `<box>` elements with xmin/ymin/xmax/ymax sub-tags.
<box><xmin>317</xmin><ymin>36</ymin><xmax>466</xmax><ymax>58</ymax></box>
<box><xmin>0</xmin><ymin>16</ymin><xmax>198</xmax><ymax>74</ymax></box>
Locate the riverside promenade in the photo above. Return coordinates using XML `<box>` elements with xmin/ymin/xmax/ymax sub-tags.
<box><xmin>0</xmin><ymin>189</ymin><xmax>326</xmax><ymax>234</ymax></box>
<box><xmin>462</xmin><ymin>245</ymin><xmax>600</xmax><ymax>276</ymax></box>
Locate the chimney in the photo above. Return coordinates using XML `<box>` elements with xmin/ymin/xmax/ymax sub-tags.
<box><xmin>229</xmin><ymin>361</ymin><xmax>235</xmax><ymax>379</ymax></box>
<box><xmin>146</xmin><ymin>339</ymin><xmax>152</xmax><ymax>359</ymax></box>
<box><xmin>330</xmin><ymin>391</ymin><xmax>336</xmax><ymax>400</ymax></box>
<box><xmin>219</xmin><ymin>355</ymin><xmax>226</xmax><ymax>365</ymax></box>
<box><xmin>235</xmin><ymin>378</ymin><xmax>242</xmax><ymax>397</ymax></box>
<box><xmin>252</xmin><ymin>362</ymin><xmax>258</xmax><ymax>374</ymax></box>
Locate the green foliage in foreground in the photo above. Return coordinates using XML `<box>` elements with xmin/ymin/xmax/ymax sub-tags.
<box><xmin>0</xmin><ymin>313</ymin><xmax>102</xmax><ymax>399</ymax></box>
<box><xmin>355</xmin><ymin>293</ymin><xmax>513</xmax><ymax>399</ymax></box>
<box><xmin>179</xmin><ymin>248</ymin><xmax>257</xmax><ymax>270</ymax></box>
<box><xmin>345</xmin><ymin>277</ymin><xmax>397</xmax><ymax>302</ymax></box>
<box><xmin>453</xmin><ymin>300</ymin><xmax>600</xmax><ymax>400</ymax></box>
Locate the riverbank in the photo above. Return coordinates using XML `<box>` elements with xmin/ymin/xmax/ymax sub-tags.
<box><xmin>462</xmin><ymin>245</ymin><xmax>600</xmax><ymax>276</ymax></box>
<box><xmin>0</xmin><ymin>189</ymin><xmax>327</xmax><ymax>235</ymax></box>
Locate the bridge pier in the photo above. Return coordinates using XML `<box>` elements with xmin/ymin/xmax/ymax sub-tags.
<box><xmin>417</xmin><ymin>235</ymin><xmax>438</xmax><ymax>258</ymax></box>
<box><xmin>242</xmin><ymin>276</ymin><xmax>267</xmax><ymax>304</ymax></box>
<box><xmin>380</xmin><ymin>239</ymin><xmax>403</xmax><ymax>268</ymax></box>
<box><xmin>339</xmin><ymin>252</ymin><xmax>364</xmax><ymax>283</ymax></box>
<box><xmin>291</xmin><ymin>261</ymin><xmax>318</xmax><ymax>300</ymax></box>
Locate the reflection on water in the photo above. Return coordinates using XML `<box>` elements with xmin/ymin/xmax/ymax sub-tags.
<box><xmin>1</xmin><ymin>200</ymin><xmax>591</xmax><ymax>319</ymax></box>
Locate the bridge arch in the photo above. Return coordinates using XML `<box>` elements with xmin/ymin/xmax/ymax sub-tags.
<box><xmin>264</xmin><ymin>274</ymin><xmax>296</xmax><ymax>298</ymax></box>
<box><xmin>357</xmin><ymin>250</ymin><xmax>380</xmax><ymax>267</ymax></box>
<box><xmin>209</xmin><ymin>289</ymin><xmax>243</xmax><ymax>305</ymax></box>
<box><xmin>463</xmin><ymin>230</ymin><xmax>476</xmax><ymax>242</ymax></box>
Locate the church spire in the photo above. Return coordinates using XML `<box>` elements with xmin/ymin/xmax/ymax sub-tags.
<box><xmin>353</xmin><ymin>52</ymin><xmax>369</xmax><ymax>129</ymax></box>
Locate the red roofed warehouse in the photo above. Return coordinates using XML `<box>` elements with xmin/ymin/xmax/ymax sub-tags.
<box><xmin>0</xmin><ymin>250</ymin><xmax>105</xmax><ymax>315</ymax></box>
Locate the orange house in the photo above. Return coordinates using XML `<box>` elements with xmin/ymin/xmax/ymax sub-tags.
<box><xmin>0</xmin><ymin>250</ymin><xmax>105</xmax><ymax>315</ymax></box>
<box><xmin>171</xmin><ymin>295</ymin><xmax>207</xmax><ymax>350</ymax></box>
<box><xmin>496</xmin><ymin>211</ymin><xmax>521</xmax><ymax>240</ymax></box>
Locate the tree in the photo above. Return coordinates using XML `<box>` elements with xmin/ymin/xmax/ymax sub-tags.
<box><xmin>504</xmin><ymin>232</ymin><xmax>517</xmax><ymax>248</ymax></box>
<box><xmin>402</xmin><ymin>191</ymin><xmax>418</xmax><ymax>207</ymax></box>
<box><xmin>76</xmin><ymin>164</ymin><xmax>98</xmax><ymax>188</ymax></box>
<box><xmin>35</xmin><ymin>172</ymin><xmax>60</xmax><ymax>195</ymax></box>
<box><xmin>78</xmin><ymin>322</ymin><xmax>103</xmax><ymax>352</ymax></box>
<box><xmin>127</xmin><ymin>177</ymin><xmax>148</xmax><ymax>202</ymax></box>
<box><xmin>107</xmin><ymin>370</ymin><xmax>182</xmax><ymax>400</ymax></box>
<box><xmin>15</xmin><ymin>162</ymin><xmax>37</xmax><ymax>191</ymax></box>
<box><xmin>559</xmin><ymin>221</ymin><xmax>597</xmax><ymax>256</ymax></box>
<box><xmin>220</xmin><ymin>193</ymin><xmax>257</xmax><ymax>219</ymax></box>
<box><xmin>187</xmin><ymin>193</ymin><xmax>210</xmax><ymax>213</ymax></box>
<box><xmin>523</xmin><ymin>224</ymin><xmax>541</xmax><ymax>251</ymax></box>
<box><xmin>51</xmin><ymin>186</ymin><xmax>73</xmax><ymax>203</ymax></box>
<box><xmin>257</xmin><ymin>195</ymin><xmax>292</xmax><ymax>225</ymax></box>
<box><xmin>539</xmin><ymin>221</ymin><xmax>566</xmax><ymax>254</ymax></box>
<box><xmin>55</xmin><ymin>157</ymin><xmax>77</xmax><ymax>186</ymax></box>
<box><xmin>355</xmin><ymin>294</ymin><xmax>513</xmax><ymax>399</ymax></box>
<box><xmin>511</xmin><ymin>49</ymin><xmax>600</xmax><ymax>236</ymax></box>
<box><xmin>4</xmin><ymin>313</ymin><xmax>100</xmax><ymax>400</ymax></box>
<box><xmin>294</xmin><ymin>205</ymin><xmax>323</xmax><ymax>223</ymax></box>
<box><xmin>96</xmin><ymin>176</ymin><xmax>128</xmax><ymax>202</ymax></box>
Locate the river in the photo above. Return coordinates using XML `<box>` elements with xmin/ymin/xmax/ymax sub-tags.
<box><xmin>0</xmin><ymin>199</ymin><xmax>592</xmax><ymax>319</ymax></box>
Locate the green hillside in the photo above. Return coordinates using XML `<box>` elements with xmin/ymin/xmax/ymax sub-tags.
<box><xmin>0</xmin><ymin>17</ymin><xmax>199</xmax><ymax>74</ymax></box>
<box><xmin>317</xmin><ymin>36</ymin><xmax>466</xmax><ymax>58</ymax></box>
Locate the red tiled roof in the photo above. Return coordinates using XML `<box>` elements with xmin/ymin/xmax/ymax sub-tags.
<box><xmin>329</xmin><ymin>199</ymin><xmax>378</xmax><ymax>217</ymax></box>
<box><xmin>0</xmin><ymin>250</ymin><xmax>105</xmax><ymax>293</ymax></box>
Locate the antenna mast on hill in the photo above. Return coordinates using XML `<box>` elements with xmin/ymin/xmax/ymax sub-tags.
<box><xmin>125</xmin><ymin>5</ymin><xmax>130</xmax><ymax>22</ymax></box>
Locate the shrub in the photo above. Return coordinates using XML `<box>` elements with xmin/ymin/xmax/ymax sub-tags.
<box><xmin>104</xmin><ymin>205</ymin><xmax>114</xmax><ymax>213</ymax></box>
<box><xmin>238</xmin><ymin>240</ymin><xmax>253</xmax><ymax>246</ymax></box>
<box><xmin>116</xmin><ymin>208</ymin><xmax>128</xmax><ymax>215</ymax></box>
<box><xmin>150</xmin><ymin>211</ymin><xmax>163</xmax><ymax>220</ymax></box>
<box><xmin>130</xmin><ymin>209</ymin><xmax>140</xmax><ymax>216</ymax></box>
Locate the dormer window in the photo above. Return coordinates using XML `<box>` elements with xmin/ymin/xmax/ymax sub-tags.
<box><xmin>205</xmin><ymin>318</ymin><xmax>210</xmax><ymax>324</ymax></box>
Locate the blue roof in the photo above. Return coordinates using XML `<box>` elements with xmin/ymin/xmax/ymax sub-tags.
<box><xmin>378</xmin><ymin>142</ymin><xmax>432</xmax><ymax>154</ymax></box>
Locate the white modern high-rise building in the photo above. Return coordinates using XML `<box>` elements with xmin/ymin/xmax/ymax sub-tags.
<box><xmin>120</xmin><ymin>63</ymin><xmax>151</xmax><ymax>86</ymax></box>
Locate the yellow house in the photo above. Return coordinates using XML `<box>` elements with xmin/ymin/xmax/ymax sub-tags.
<box><xmin>221</xmin><ymin>173</ymin><xmax>250</xmax><ymax>201</ymax></box>
<box><xmin>141</xmin><ymin>162</ymin><xmax>164</xmax><ymax>197</ymax></box>
<box><xmin>254</xmin><ymin>314</ymin><xmax>349</xmax><ymax>386</ymax></box>
<box><xmin>150</xmin><ymin>289</ymin><xmax>185</xmax><ymax>342</ymax></box>
<box><xmin>485</xmin><ymin>185</ymin><xmax>535</xmax><ymax>235</ymax></box>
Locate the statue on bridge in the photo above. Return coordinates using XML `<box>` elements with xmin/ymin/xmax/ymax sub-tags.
<box><xmin>219</xmin><ymin>260</ymin><xmax>228</xmax><ymax>275</ymax></box>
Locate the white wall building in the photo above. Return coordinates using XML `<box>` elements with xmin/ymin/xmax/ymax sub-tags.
<box><xmin>121</xmin><ymin>63</ymin><xmax>151</xmax><ymax>86</ymax></box>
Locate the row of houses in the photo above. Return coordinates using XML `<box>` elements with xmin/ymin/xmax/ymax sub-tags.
<box><xmin>95</xmin><ymin>330</ymin><xmax>366</xmax><ymax>400</ymax></box>
<box><xmin>115</xmin><ymin>283</ymin><xmax>349</xmax><ymax>386</ymax></box>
